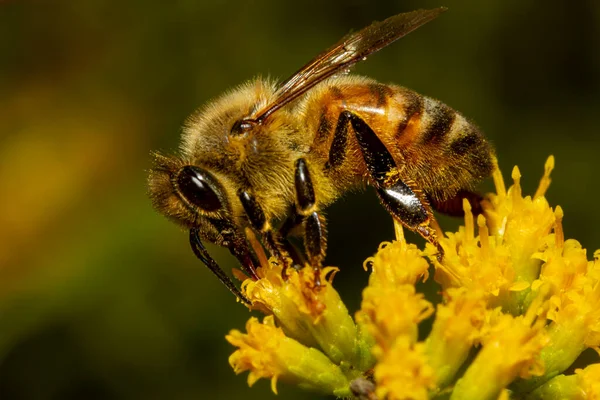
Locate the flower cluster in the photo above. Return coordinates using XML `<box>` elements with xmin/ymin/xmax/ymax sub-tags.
<box><xmin>226</xmin><ymin>157</ymin><xmax>600</xmax><ymax>399</ymax></box>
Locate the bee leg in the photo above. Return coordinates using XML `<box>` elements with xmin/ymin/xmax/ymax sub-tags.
<box><xmin>325</xmin><ymin>109</ymin><xmax>352</xmax><ymax>169</ymax></box>
<box><xmin>278</xmin><ymin>213</ymin><xmax>308</xmax><ymax>269</ymax></box>
<box><xmin>238</xmin><ymin>190</ymin><xmax>291</xmax><ymax>278</ymax></box>
<box><xmin>303</xmin><ymin>211</ymin><xmax>327</xmax><ymax>287</ymax></box>
<box><xmin>346</xmin><ymin>111</ymin><xmax>443</xmax><ymax>258</ymax></box>
<box><xmin>377</xmin><ymin>179</ymin><xmax>443</xmax><ymax>258</ymax></box>
<box><xmin>212</xmin><ymin>219</ymin><xmax>260</xmax><ymax>280</ymax></box>
<box><xmin>224</xmin><ymin>234</ymin><xmax>261</xmax><ymax>280</ymax></box>
<box><xmin>429</xmin><ymin>190</ymin><xmax>484</xmax><ymax>217</ymax></box>
<box><xmin>263</xmin><ymin>231</ymin><xmax>292</xmax><ymax>278</ymax></box>
<box><xmin>189</xmin><ymin>228</ymin><xmax>251</xmax><ymax>305</ymax></box>
<box><xmin>294</xmin><ymin>158</ymin><xmax>327</xmax><ymax>287</ymax></box>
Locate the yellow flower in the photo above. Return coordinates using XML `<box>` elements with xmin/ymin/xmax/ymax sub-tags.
<box><xmin>226</xmin><ymin>315</ymin><xmax>351</xmax><ymax>396</ymax></box>
<box><xmin>451</xmin><ymin>293</ymin><xmax>550</xmax><ymax>400</ymax></box>
<box><xmin>374</xmin><ymin>337</ymin><xmax>435</xmax><ymax>400</ymax></box>
<box><xmin>576</xmin><ymin>364</ymin><xmax>600</xmax><ymax>398</ymax></box>
<box><xmin>425</xmin><ymin>287</ymin><xmax>487</xmax><ymax>389</ymax></box>
<box><xmin>526</xmin><ymin>363</ymin><xmax>600</xmax><ymax>399</ymax></box>
<box><xmin>241</xmin><ymin>259</ymin><xmax>372</xmax><ymax>370</ymax></box>
<box><xmin>513</xmin><ymin>211</ymin><xmax>600</xmax><ymax>392</ymax></box>
<box><xmin>486</xmin><ymin>159</ymin><xmax>556</xmax><ymax>284</ymax></box>
<box><xmin>226</xmin><ymin>156</ymin><xmax>600</xmax><ymax>399</ymax></box>
<box><xmin>430</xmin><ymin>206</ymin><xmax>517</xmax><ymax>306</ymax></box>
<box><xmin>357</xmin><ymin>240</ymin><xmax>433</xmax><ymax>348</ymax></box>
<box><xmin>356</xmin><ymin>239</ymin><xmax>436</xmax><ymax>399</ymax></box>
<box><xmin>430</xmin><ymin>158</ymin><xmax>557</xmax><ymax>314</ymax></box>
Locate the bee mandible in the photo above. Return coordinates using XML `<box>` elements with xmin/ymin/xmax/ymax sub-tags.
<box><xmin>148</xmin><ymin>8</ymin><xmax>495</xmax><ymax>304</ymax></box>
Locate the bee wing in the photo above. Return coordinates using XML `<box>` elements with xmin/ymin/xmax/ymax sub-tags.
<box><xmin>254</xmin><ymin>7</ymin><xmax>447</xmax><ymax>122</ymax></box>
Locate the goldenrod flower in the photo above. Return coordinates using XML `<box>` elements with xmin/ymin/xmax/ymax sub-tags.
<box><xmin>526</xmin><ymin>363</ymin><xmax>600</xmax><ymax>399</ymax></box>
<box><xmin>357</xmin><ymin>240</ymin><xmax>435</xmax><ymax>400</ymax></box>
<box><xmin>425</xmin><ymin>287</ymin><xmax>487</xmax><ymax>389</ymax></box>
<box><xmin>226</xmin><ymin>315</ymin><xmax>350</xmax><ymax>396</ymax></box>
<box><xmin>240</xmin><ymin>260</ymin><xmax>372</xmax><ymax>370</ymax></box>
<box><xmin>226</xmin><ymin>156</ymin><xmax>600</xmax><ymax>399</ymax></box>
<box><xmin>357</xmin><ymin>240</ymin><xmax>433</xmax><ymax>349</ymax></box>
<box><xmin>451</xmin><ymin>294</ymin><xmax>550</xmax><ymax>400</ymax></box>
<box><xmin>374</xmin><ymin>337</ymin><xmax>435</xmax><ymax>400</ymax></box>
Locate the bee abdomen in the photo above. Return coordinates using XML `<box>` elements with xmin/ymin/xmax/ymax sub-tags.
<box><xmin>415</xmin><ymin>97</ymin><xmax>487</xmax><ymax>158</ymax></box>
<box><xmin>419</xmin><ymin>98</ymin><xmax>456</xmax><ymax>144</ymax></box>
<box><xmin>449</xmin><ymin>123</ymin><xmax>486</xmax><ymax>156</ymax></box>
<box><xmin>394</xmin><ymin>93</ymin><xmax>494</xmax><ymax>197</ymax></box>
<box><xmin>394</xmin><ymin>94</ymin><xmax>467</xmax><ymax>150</ymax></box>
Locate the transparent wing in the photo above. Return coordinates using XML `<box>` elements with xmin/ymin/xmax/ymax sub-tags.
<box><xmin>254</xmin><ymin>7</ymin><xmax>447</xmax><ymax>122</ymax></box>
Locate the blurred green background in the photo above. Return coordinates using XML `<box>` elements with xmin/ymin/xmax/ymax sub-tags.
<box><xmin>1</xmin><ymin>0</ymin><xmax>599</xmax><ymax>399</ymax></box>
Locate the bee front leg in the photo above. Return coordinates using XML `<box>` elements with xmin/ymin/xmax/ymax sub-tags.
<box><xmin>345</xmin><ymin>111</ymin><xmax>443</xmax><ymax>258</ymax></box>
<box><xmin>238</xmin><ymin>190</ymin><xmax>291</xmax><ymax>277</ymax></box>
<box><xmin>189</xmin><ymin>228</ymin><xmax>251</xmax><ymax>305</ymax></box>
<box><xmin>294</xmin><ymin>158</ymin><xmax>327</xmax><ymax>287</ymax></box>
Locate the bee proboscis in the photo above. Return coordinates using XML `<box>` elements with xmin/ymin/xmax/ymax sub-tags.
<box><xmin>149</xmin><ymin>8</ymin><xmax>495</xmax><ymax>303</ymax></box>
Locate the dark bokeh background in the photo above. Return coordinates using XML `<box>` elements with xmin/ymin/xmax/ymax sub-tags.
<box><xmin>1</xmin><ymin>0</ymin><xmax>599</xmax><ymax>399</ymax></box>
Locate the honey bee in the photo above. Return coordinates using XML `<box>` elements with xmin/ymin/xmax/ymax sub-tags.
<box><xmin>148</xmin><ymin>8</ymin><xmax>495</xmax><ymax>304</ymax></box>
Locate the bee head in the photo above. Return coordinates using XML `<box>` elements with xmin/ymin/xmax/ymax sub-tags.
<box><xmin>148</xmin><ymin>152</ymin><xmax>238</xmax><ymax>246</ymax></box>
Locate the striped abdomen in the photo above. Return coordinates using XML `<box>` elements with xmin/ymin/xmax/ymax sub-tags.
<box><xmin>390</xmin><ymin>88</ymin><xmax>495</xmax><ymax>200</ymax></box>
<box><xmin>302</xmin><ymin>76</ymin><xmax>495</xmax><ymax>201</ymax></box>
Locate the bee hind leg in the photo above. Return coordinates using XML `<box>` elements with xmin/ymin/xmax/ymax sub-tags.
<box><xmin>346</xmin><ymin>111</ymin><xmax>444</xmax><ymax>259</ymax></box>
<box><xmin>377</xmin><ymin>178</ymin><xmax>443</xmax><ymax>259</ymax></box>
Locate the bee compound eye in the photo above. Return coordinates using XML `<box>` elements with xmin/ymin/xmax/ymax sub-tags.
<box><xmin>177</xmin><ymin>166</ymin><xmax>222</xmax><ymax>212</ymax></box>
